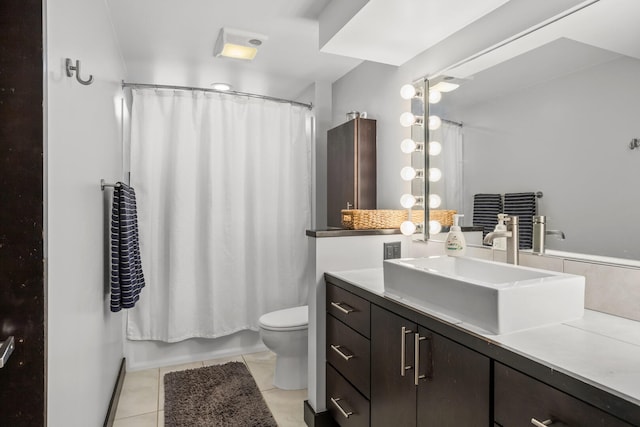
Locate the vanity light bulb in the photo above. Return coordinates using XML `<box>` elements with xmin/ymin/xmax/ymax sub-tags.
<box><xmin>428</xmin><ymin>90</ymin><xmax>442</xmax><ymax>104</ymax></box>
<box><xmin>400</xmin><ymin>84</ymin><xmax>417</xmax><ymax>100</ymax></box>
<box><xmin>400</xmin><ymin>221</ymin><xmax>417</xmax><ymax>236</ymax></box>
<box><xmin>400</xmin><ymin>166</ymin><xmax>417</xmax><ymax>181</ymax></box>
<box><xmin>399</xmin><ymin>112</ymin><xmax>417</xmax><ymax>127</ymax></box>
<box><xmin>429</xmin><ymin>220</ymin><xmax>443</xmax><ymax>234</ymax></box>
<box><xmin>429</xmin><ymin>167</ymin><xmax>442</xmax><ymax>182</ymax></box>
<box><xmin>428</xmin><ymin>141</ymin><xmax>442</xmax><ymax>156</ymax></box>
<box><xmin>400</xmin><ymin>194</ymin><xmax>417</xmax><ymax>208</ymax></box>
<box><xmin>429</xmin><ymin>194</ymin><xmax>442</xmax><ymax>208</ymax></box>
<box><xmin>400</xmin><ymin>138</ymin><xmax>417</xmax><ymax>154</ymax></box>
<box><xmin>428</xmin><ymin>115</ymin><xmax>442</xmax><ymax>130</ymax></box>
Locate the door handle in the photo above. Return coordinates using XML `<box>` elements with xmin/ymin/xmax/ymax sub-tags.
<box><xmin>400</xmin><ymin>326</ymin><xmax>413</xmax><ymax>376</ymax></box>
<box><xmin>414</xmin><ymin>333</ymin><xmax>427</xmax><ymax>385</ymax></box>
<box><xmin>0</xmin><ymin>336</ymin><xmax>15</xmax><ymax>368</ymax></box>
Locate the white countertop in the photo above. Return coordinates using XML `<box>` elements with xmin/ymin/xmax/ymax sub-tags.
<box><xmin>327</xmin><ymin>268</ymin><xmax>640</xmax><ymax>407</ymax></box>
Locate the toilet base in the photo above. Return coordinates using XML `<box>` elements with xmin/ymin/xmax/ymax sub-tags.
<box><xmin>273</xmin><ymin>354</ymin><xmax>308</xmax><ymax>390</ymax></box>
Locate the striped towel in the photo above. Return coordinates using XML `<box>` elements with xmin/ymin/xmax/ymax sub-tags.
<box><xmin>473</xmin><ymin>194</ymin><xmax>503</xmax><ymax>243</ymax></box>
<box><xmin>110</xmin><ymin>182</ymin><xmax>145</xmax><ymax>312</ymax></box>
<box><xmin>504</xmin><ymin>192</ymin><xmax>537</xmax><ymax>250</ymax></box>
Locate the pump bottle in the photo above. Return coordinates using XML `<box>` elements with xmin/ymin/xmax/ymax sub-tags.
<box><xmin>492</xmin><ymin>214</ymin><xmax>508</xmax><ymax>250</ymax></box>
<box><xmin>445</xmin><ymin>214</ymin><xmax>466</xmax><ymax>256</ymax></box>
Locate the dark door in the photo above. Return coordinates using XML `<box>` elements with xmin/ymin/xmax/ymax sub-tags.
<box><xmin>327</xmin><ymin>120</ymin><xmax>356</xmax><ymax>227</ymax></box>
<box><xmin>0</xmin><ymin>1</ymin><xmax>46</xmax><ymax>426</ymax></box>
<box><xmin>416</xmin><ymin>326</ymin><xmax>490</xmax><ymax>427</ymax></box>
<box><xmin>371</xmin><ymin>305</ymin><xmax>417</xmax><ymax>427</ymax></box>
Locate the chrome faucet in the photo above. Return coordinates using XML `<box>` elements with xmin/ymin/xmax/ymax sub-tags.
<box><xmin>484</xmin><ymin>215</ymin><xmax>520</xmax><ymax>265</ymax></box>
<box><xmin>532</xmin><ymin>215</ymin><xmax>565</xmax><ymax>254</ymax></box>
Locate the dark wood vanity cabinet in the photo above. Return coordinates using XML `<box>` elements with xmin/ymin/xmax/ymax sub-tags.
<box><xmin>326</xmin><ymin>118</ymin><xmax>376</xmax><ymax>227</ymax></box>
<box><xmin>326</xmin><ymin>284</ymin><xmax>371</xmax><ymax>426</ymax></box>
<box><xmin>370</xmin><ymin>305</ymin><xmax>490</xmax><ymax>427</ymax></box>
<box><xmin>323</xmin><ymin>276</ymin><xmax>640</xmax><ymax>427</ymax></box>
<box><xmin>494</xmin><ymin>363</ymin><xmax>632</xmax><ymax>427</ymax></box>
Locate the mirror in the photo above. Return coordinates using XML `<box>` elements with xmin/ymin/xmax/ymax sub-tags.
<box><xmin>427</xmin><ymin>0</ymin><xmax>640</xmax><ymax>261</ymax></box>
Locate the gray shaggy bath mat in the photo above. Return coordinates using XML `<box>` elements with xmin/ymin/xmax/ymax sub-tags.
<box><xmin>164</xmin><ymin>362</ymin><xmax>277</xmax><ymax>427</ymax></box>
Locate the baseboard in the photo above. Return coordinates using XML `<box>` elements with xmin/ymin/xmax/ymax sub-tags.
<box><xmin>304</xmin><ymin>400</ymin><xmax>337</xmax><ymax>427</ymax></box>
<box><xmin>103</xmin><ymin>358</ymin><xmax>126</xmax><ymax>427</ymax></box>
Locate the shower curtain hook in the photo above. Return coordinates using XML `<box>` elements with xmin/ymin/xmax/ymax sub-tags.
<box><xmin>65</xmin><ymin>58</ymin><xmax>94</xmax><ymax>86</ymax></box>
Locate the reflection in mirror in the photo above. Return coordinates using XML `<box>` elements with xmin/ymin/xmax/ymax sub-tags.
<box><xmin>428</xmin><ymin>0</ymin><xmax>640</xmax><ymax>260</ymax></box>
<box><xmin>426</xmin><ymin>77</ymin><xmax>464</xmax><ymax>240</ymax></box>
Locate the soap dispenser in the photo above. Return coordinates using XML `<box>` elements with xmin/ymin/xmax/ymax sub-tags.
<box><xmin>445</xmin><ymin>214</ymin><xmax>466</xmax><ymax>256</ymax></box>
<box><xmin>492</xmin><ymin>214</ymin><xmax>508</xmax><ymax>250</ymax></box>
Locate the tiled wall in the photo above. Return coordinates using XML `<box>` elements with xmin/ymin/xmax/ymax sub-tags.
<box><xmin>411</xmin><ymin>240</ymin><xmax>640</xmax><ymax>322</ymax></box>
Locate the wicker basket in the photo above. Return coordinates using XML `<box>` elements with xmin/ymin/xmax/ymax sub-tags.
<box><xmin>341</xmin><ymin>209</ymin><xmax>408</xmax><ymax>230</ymax></box>
<box><xmin>430</xmin><ymin>209</ymin><xmax>457</xmax><ymax>226</ymax></box>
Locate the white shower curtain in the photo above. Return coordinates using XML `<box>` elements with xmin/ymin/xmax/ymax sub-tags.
<box><xmin>127</xmin><ymin>88</ymin><xmax>312</xmax><ymax>342</ymax></box>
<box><xmin>440</xmin><ymin>122</ymin><xmax>464</xmax><ymax>212</ymax></box>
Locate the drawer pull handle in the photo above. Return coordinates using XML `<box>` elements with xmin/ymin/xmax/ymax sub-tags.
<box><xmin>400</xmin><ymin>326</ymin><xmax>413</xmax><ymax>376</ymax></box>
<box><xmin>331</xmin><ymin>301</ymin><xmax>354</xmax><ymax>315</ymax></box>
<box><xmin>330</xmin><ymin>397</ymin><xmax>353</xmax><ymax>419</ymax></box>
<box><xmin>414</xmin><ymin>333</ymin><xmax>427</xmax><ymax>385</ymax></box>
<box><xmin>331</xmin><ymin>344</ymin><xmax>354</xmax><ymax>361</ymax></box>
<box><xmin>531</xmin><ymin>419</ymin><xmax>554</xmax><ymax>427</ymax></box>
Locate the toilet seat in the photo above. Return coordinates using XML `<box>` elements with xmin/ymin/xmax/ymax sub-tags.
<box><xmin>259</xmin><ymin>305</ymin><xmax>308</xmax><ymax>331</ymax></box>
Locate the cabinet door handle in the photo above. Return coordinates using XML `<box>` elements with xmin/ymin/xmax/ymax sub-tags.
<box><xmin>330</xmin><ymin>344</ymin><xmax>354</xmax><ymax>361</ymax></box>
<box><xmin>330</xmin><ymin>301</ymin><xmax>354</xmax><ymax>315</ymax></box>
<box><xmin>330</xmin><ymin>397</ymin><xmax>353</xmax><ymax>419</ymax></box>
<box><xmin>531</xmin><ymin>418</ymin><xmax>554</xmax><ymax>427</ymax></box>
<box><xmin>400</xmin><ymin>326</ymin><xmax>413</xmax><ymax>376</ymax></box>
<box><xmin>414</xmin><ymin>333</ymin><xmax>427</xmax><ymax>385</ymax></box>
<box><xmin>0</xmin><ymin>336</ymin><xmax>15</xmax><ymax>368</ymax></box>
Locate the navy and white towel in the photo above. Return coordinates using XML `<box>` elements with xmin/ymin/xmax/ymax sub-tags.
<box><xmin>473</xmin><ymin>194</ymin><xmax>503</xmax><ymax>243</ymax></box>
<box><xmin>504</xmin><ymin>192</ymin><xmax>537</xmax><ymax>250</ymax></box>
<box><xmin>110</xmin><ymin>182</ymin><xmax>145</xmax><ymax>312</ymax></box>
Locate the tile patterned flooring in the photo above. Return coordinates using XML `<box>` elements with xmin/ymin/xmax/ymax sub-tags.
<box><xmin>113</xmin><ymin>351</ymin><xmax>308</xmax><ymax>427</ymax></box>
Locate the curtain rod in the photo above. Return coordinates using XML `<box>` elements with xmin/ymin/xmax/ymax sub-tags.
<box><xmin>121</xmin><ymin>81</ymin><xmax>313</xmax><ymax>110</ymax></box>
<box><xmin>442</xmin><ymin>118</ymin><xmax>463</xmax><ymax>127</ymax></box>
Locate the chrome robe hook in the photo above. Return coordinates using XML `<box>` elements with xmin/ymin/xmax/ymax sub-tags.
<box><xmin>65</xmin><ymin>58</ymin><xmax>94</xmax><ymax>85</ymax></box>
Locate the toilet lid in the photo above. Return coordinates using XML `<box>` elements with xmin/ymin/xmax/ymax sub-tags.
<box><xmin>259</xmin><ymin>305</ymin><xmax>308</xmax><ymax>331</ymax></box>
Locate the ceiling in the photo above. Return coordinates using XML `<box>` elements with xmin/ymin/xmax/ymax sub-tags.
<box><xmin>105</xmin><ymin>0</ymin><xmax>512</xmax><ymax>100</ymax></box>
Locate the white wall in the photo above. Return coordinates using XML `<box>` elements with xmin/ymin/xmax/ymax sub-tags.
<box><xmin>46</xmin><ymin>0</ymin><xmax>127</xmax><ymax>424</ymax></box>
<box><xmin>330</xmin><ymin>0</ymin><xmax>586</xmax><ymax>210</ymax></box>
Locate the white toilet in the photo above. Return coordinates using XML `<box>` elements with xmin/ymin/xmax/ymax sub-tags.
<box><xmin>258</xmin><ymin>305</ymin><xmax>308</xmax><ymax>390</ymax></box>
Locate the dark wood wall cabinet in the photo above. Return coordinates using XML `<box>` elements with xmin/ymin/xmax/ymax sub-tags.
<box><xmin>323</xmin><ymin>275</ymin><xmax>640</xmax><ymax>427</ymax></box>
<box><xmin>326</xmin><ymin>118</ymin><xmax>376</xmax><ymax>228</ymax></box>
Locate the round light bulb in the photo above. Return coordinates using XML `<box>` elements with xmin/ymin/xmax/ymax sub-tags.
<box><xmin>400</xmin><ymin>138</ymin><xmax>417</xmax><ymax>154</ymax></box>
<box><xmin>400</xmin><ymin>194</ymin><xmax>417</xmax><ymax>208</ymax></box>
<box><xmin>428</xmin><ymin>115</ymin><xmax>442</xmax><ymax>130</ymax></box>
<box><xmin>400</xmin><ymin>221</ymin><xmax>417</xmax><ymax>235</ymax></box>
<box><xmin>429</xmin><ymin>220</ymin><xmax>443</xmax><ymax>234</ymax></box>
<box><xmin>400</xmin><ymin>84</ymin><xmax>417</xmax><ymax>100</ymax></box>
<box><xmin>428</xmin><ymin>89</ymin><xmax>442</xmax><ymax>104</ymax></box>
<box><xmin>399</xmin><ymin>112</ymin><xmax>417</xmax><ymax>127</ymax></box>
<box><xmin>400</xmin><ymin>166</ymin><xmax>417</xmax><ymax>181</ymax></box>
<box><xmin>429</xmin><ymin>167</ymin><xmax>442</xmax><ymax>182</ymax></box>
<box><xmin>429</xmin><ymin>194</ymin><xmax>442</xmax><ymax>209</ymax></box>
<box><xmin>428</xmin><ymin>141</ymin><xmax>442</xmax><ymax>156</ymax></box>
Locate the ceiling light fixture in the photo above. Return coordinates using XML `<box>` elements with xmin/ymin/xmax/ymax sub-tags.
<box><xmin>211</xmin><ymin>83</ymin><xmax>232</xmax><ymax>91</ymax></box>
<box><xmin>214</xmin><ymin>28</ymin><xmax>268</xmax><ymax>61</ymax></box>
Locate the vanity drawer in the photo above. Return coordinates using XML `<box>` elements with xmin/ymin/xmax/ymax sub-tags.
<box><xmin>327</xmin><ymin>363</ymin><xmax>370</xmax><ymax>427</ymax></box>
<box><xmin>327</xmin><ymin>283</ymin><xmax>370</xmax><ymax>338</ymax></box>
<box><xmin>327</xmin><ymin>314</ymin><xmax>370</xmax><ymax>398</ymax></box>
<box><xmin>494</xmin><ymin>363</ymin><xmax>632</xmax><ymax>427</ymax></box>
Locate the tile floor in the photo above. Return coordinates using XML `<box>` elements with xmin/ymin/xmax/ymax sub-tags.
<box><xmin>113</xmin><ymin>351</ymin><xmax>308</xmax><ymax>427</ymax></box>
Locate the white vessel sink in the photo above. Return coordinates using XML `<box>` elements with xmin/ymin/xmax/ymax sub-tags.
<box><xmin>383</xmin><ymin>256</ymin><xmax>585</xmax><ymax>334</ymax></box>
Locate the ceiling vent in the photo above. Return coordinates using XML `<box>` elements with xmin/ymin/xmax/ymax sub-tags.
<box><xmin>213</xmin><ymin>28</ymin><xmax>268</xmax><ymax>61</ymax></box>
